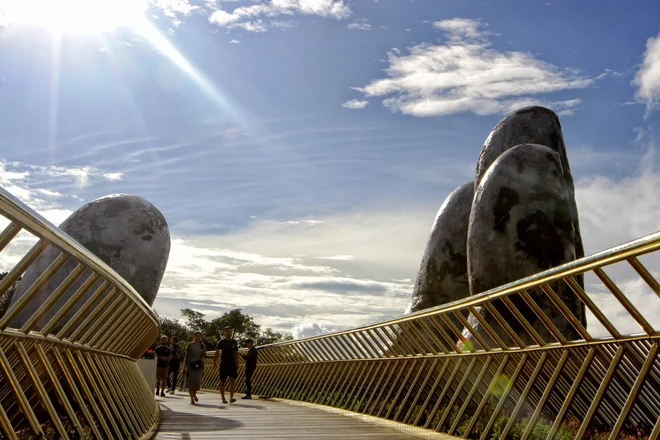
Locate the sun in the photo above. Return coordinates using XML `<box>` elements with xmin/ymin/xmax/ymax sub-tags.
<box><xmin>0</xmin><ymin>0</ymin><xmax>148</xmax><ymax>33</ymax></box>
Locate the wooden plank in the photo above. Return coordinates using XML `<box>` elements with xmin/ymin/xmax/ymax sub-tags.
<box><xmin>155</xmin><ymin>392</ymin><xmax>457</xmax><ymax>439</ymax></box>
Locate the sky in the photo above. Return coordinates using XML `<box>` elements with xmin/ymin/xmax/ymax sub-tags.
<box><xmin>1</xmin><ymin>0</ymin><xmax>660</xmax><ymax>339</ymax></box>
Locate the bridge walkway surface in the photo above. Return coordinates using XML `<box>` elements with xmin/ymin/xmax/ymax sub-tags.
<box><xmin>154</xmin><ymin>392</ymin><xmax>458</xmax><ymax>440</ymax></box>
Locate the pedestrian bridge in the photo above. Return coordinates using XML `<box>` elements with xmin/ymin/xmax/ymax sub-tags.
<box><xmin>0</xmin><ymin>185</ymin><xmax>659</xmax><ymax>440</ymax></box>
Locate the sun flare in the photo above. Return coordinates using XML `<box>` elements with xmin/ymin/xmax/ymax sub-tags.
<box><xmin>0</xmin><ymin>0</ymin><xmax>147</xmax><ymax>33</ymax></box>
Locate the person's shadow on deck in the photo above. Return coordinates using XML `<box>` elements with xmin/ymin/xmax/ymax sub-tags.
<box><xmin>158</xmin><ymin>405</ymin><xmax>244</xmax><ymax>432</ymax></box>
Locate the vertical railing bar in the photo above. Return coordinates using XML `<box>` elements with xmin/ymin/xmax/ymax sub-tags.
<box><xmin>499</xmin><ymin>351</ymin><xmax>549</xmax><ymax>439</ymax></box>
<box><xmin>376</xmin><ymin>360</ymin><xmax>407</xmax><ymax>418</ymax></box>
<box><xmin>66</xmin><ymin>286</ymin><xmax>117</xmax><ymax>342</ymax></box>
<box><xmin>368</xmin><ymin>328</ymin><xmax>395</xmax><ymax>357</ymax></box>
<box><xmin>399</xmin><ymin>321</ymin><xmax>428</xmax><ymax>355</ymax></box>
<box><xmin>0</xmin><ymin>252</ymin><xmax>69</xmax><ymax>328</ymax></box>
<box><xmin>454</xmin><ymin>308</ymin><xmax>495</xmax><ymax>350</ymax></box>
<box><xmin>427</xmin><ymin>315</ymin><xmax>463</xmax><ymax>354</ymax></box>
<box><xmin>349</xmin><ymin>361</ymin><xmax>379</xmax><ymax>411</ymax></box>
<box><xmin>308</xmin><ymin>363</ymin><xmax>332</xmax><ymax>403</ymax></box>
<box><xmin>0</xmin><ymin>221</ymin><xmax>22</xmax><ymax>253</ymax></box>
<box><xmin>280</xmin><ymin>363</ymin><xmax>302</xmax><ymax>399</ymax></box>
<box><xmin>386</xmin><ymin>324</ymin><xmax>416</xmax><ymax>356</ymax></box>
<box><xmin>593</xmin><ymin>267</ymin><xmax>655</xmax><ymax>335</ymax></box>
<box><xmin>14</xmin><ymin>341</ymin><xmax>69</xmax><ymax>440</ymax></box>
<box><xmin>50</xmin><ymin>348</ymin><xmax>104</xmax><ymax>439</ymax></box>
<box><xmin>519</xmin><ymin>289</ymin><xmax>567</xmax><ymax>345</ymax></box>
<box><xmin>478</xmin><ymin>354</ymin><xmax>529</xmax><ymax>440</ymax></box>
<box><xmin>325</xmin><ymin>336</ymin><xmax>348</xmax><ymax>360</ymax></box>
<box><xmin>69</xmin><ymin>350</ymin><xmax>124</xmax><ymax>438</ymax></box>
<box><xmin>337</xmin><ymin>361</ymin><xmax>366</xmax><ymax>409</ymax></box>
<box><xmin>501</xmin><ymin>295</ymin><xmax>546</xmax><ymax>346</ymax></box>
<box><xmin>0</xmin><ymin>345</ymin><xmax>44</xmax><ymax>436</ymax></box>
<box><xmin>298</xmin><ymin>360</ymin><xmax>320</xmax><ymax>401</ymax></box>
<box><xmin>312</xmin><ymin>339</ymin><xmax>334</xmax><ymax>361</ymax></box>
<box><xmin>435</xmin><ymin>356</ymin><xmax>480</xmax><ymax>432</ymax></box>
<box><xmin>364</xmin><ymin>360</ymin><xmax>398</xmax><ymax>415</ymax></box>
<box><xmin>0</xmin><ymin>239</ymin><xmax>48</xmax><ymax>307</ymax></box>
<box><xmin>105</xmin><ymin>357</ymin><xmax>147</xmax><ymax>432</ymax></box>
<box><xmin>330</xmin><ymin>361</ymin><xmax>358</xmax><ymax>406</ymax></box>
<box><xmin>84</xmin><ymin>353</ymin><xmax>136</xmax><ymax>438</ymax></box>
<box><xmin>350</xmin><ymin>333</ymin><xmax>371</xmax><ymax>358</ymax></box>
<box><xmin>461</xmin><ymin>355</ymin><xmax>510</xmax><ymax>438</ymax></box>
<box><xmin>377</xmin><ymin>325</ymin><xmax>405</xmax><ymax>357</ymax></box>
<box><xmin>40</xmin><ymin>273</ymin><xmax>100</xmax><ymax>335</ymax></box>
<box><xmin>424</xmin><ymin>358</ymin><xmax>466</xmax><ymax>429</ymax></box>
<box><xmin>387</xmin><ymin>358</ymin><xmax>422</xmax><ymax>420</ymax></box>
<box><xmin>482</xmin><ymin>301</ymin><xmax>527</xmax><ymax>348</ymax></box>
<box><xmin>21</xmin><ymin>263</ymin><xmax>86</xmax><ymax>333</ymax></box>
<box><xmin>407</xmin><ymin>320</ymin><xmax>437</xmax><ymax>354</ymax></box>
<box><xmin>53</xmin><ymin>279</ymin><xmax>110</xmax><ymax>339</ymax></box>
<box><xmin>360</xmin><ymin>361</ymin><xmax>392</xmax><ymax>414</ymax></box>
<box><xmin>414</xmin><ymin>359</ymin><xmax>451</xmax><ymax>427</ymax></box>
<box><xmin>438</xmin><ymin>314</ymin><xmax>474</xmax><ymax>353</ymax></box>
<box><xmin>448</xmin><ymin>357</ymin><xmax>495</xmax><ymax>435</ymax></box>
<box><xmin>86</xmin><ymin>296</ymin><xmax>132</xmax><ymax>347</ymax></box>
<box><xmin>627</xmin><ymin>256</ymin><xmax>660</xmax><ymax>299</ymax></box>
<box><xmin>649</xmin><ymin>412</ymin><xmax>660</xmax><ymax>440</ymax></box>
<box><xmin>520</xmin><ymin>350</ymin><xmax>570</xmax><ymax>440</ymax></box>
<box><xmin>81</xmin><ymin>294</ymin><xmax>126</xmax><ymax>346</ymax></box>
<box><xmin>322</xmin><ymin>362</ymin><xmax>347</xmax><ymax>405</ymax></box>
<box><xmin>369</xmin><ymin>360</ymin><xmax>400</xmax><ymax>416</ymax></box>
<box><xmin>608</xmin><ymin>342</ymin><xmax>659</xmax><ymax>439</ymax></box>
<box><xmin>546</xmin><ymin>347</ymin><xmax>596</xmax><ymax>438</ymax></box>
<box><xmin>338</xmin><ymin>333</ymin><xmax>361</xmax><ymax>359</ymax></box>
<box><xmin>394</xmin><ymin>358</ymin><xmax>429</xmax><ymax>421</ymax></box>
<box><xmin>357</xmin><ymin>330</ymin><xmax>382</xmax><ymax>358</ymax></box>
<box><xmin>466</xmin><ymin>306</ymin><xmax>510</xmax><ymax>350</ymax></box>
<box><xmin>564</xmin><ymin>276</ymin><xmax>621</xmax><ymax>339</ymax></box>
<box><xmin>298</xmin><ymin>342</ymin><xmax>319</xmax><ymax>362</ymax></box>
<box><xmin>403</xmin><ymin>358</ymin><xmax>439</xmax><ymax>425</ymax></box>
<box><xmin>99</xmin><ymin>307</ymin><xmax>140</xmax><ymax>351</ymax></box>
<box><xmin>594</xmin><ymin>344</ymin><xmax>640</xmax><ymax>419</ymax></box>
<box><xmin>0</xmin><ymin>395</ymin><xmax>17</xmax><ymax>440</ymax></box>
<box><xmin>539</xmin><ymin>283</ymin><xmax>592</xmax><ymax>340</ymax></box>
<box><xmin>417</xmin><ymin>317</ymin><xmax>450</xmax><ymax>354</ymax></box>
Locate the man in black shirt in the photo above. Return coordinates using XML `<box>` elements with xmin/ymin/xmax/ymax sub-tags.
<box><xmin>167</xmin><ymin>336</ymin><xmax>183</xmax><ymax>394</ymax></box>
<box><xmin>214</xmin><ymin>326</ymin><xmax>238</xmax><ymax>404</ymax></box>
<box><xmin>241</xmin><ymin>339</ymin><xmax>258</xmax><ymax>399</ymax></box>
<box><xmin>154</xmin><ymin>335</ymin><xmax>172</xmax><ymax>397</ymax></box>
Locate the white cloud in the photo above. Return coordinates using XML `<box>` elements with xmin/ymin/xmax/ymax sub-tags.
<box><xmin>208</xmin><ymin>0</ymin><xmax>350</xmax><ymax>32</ymax></box>
<box><xmin>152</xmin><ymin>0</ymin><xmax>198</xmax><ymax>18</ymax></box>
<box><xmin>632</xmin><ymin>32</ymin><xmax>660</xmax><ymax>113</ymax></box>
<box><xmin>347</xmin><ymin>22</ymin><xmax>370</xmax><ymax>31</ymax></box>
<box><xmin>350</xmin><ymin>18</ymin><xmax>594</xmax><ymax>117</ymax></box>
<box><xmin>229</xmin><ymin>39</ymin><xmax>240</xmax><ymax>44</ymax></box>
<box><xmin>432</xmin><ymin>18</ymin><xmax>491</xmax><ymax>41</ymax></box>
<box><xmin>291</xmin><ymin>322</ymin><xmax>335</xmax><ymax>339</ymax></box>
<box><xmin>342</xmin><ymin>99</ymin><xmax>369</xmax><ymax>109</ymax></box>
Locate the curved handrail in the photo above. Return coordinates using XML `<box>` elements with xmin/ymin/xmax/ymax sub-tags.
<box><xmin>0</xmin><ymin>187</ymin><xmax>158</xmax><ymax>322</ymax></box>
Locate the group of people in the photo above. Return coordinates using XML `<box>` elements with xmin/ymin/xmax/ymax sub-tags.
<box><xmin>154</xmin><ymin>326</ymin><xmax>258</xmax><ymax>405</ymax></box>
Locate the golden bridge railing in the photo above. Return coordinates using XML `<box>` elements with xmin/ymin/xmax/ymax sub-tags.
<box><xmin>204</xmin><ymin>233</ymin><xmax>660</xmax><ymax>439</ymax></box>
<box><xmin>0</xmin><ymin>186</ymin><xmax>159</xmax><ymax>439</ymax></box>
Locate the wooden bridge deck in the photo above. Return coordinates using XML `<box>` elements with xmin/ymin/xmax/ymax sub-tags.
<box><xmin>155</xmin><ymin>392</ymin><xmax>456</xmax><ymax>439</ymax></box>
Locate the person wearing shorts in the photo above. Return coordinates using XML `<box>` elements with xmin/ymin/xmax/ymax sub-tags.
<box><xmin>155</xmin><ymin>335</ymin><xmax>172</xmax><ymax>397</ymax></box>
<box><xmin>214</xmin><ymin>326</ymin><xmax>238</xmax><ymax>404</ymax></box>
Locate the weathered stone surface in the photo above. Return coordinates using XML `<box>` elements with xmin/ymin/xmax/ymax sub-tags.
<box><xmin>9</xmin><ymin>194</ymin><xmax>170</xmax><ymax>328</ymax></box>
<box><xmin>467</xmin><ymin>144</ymin><xmax>584</xmax><ymax>346</ymax></box>
<box><xmin>475</xmin><ymin>106</ymin><xmax>585</xmax><ymax>321</ymax></box>
<box><xmin>406</xmin><ymin>182</ymin><xmax>473</xmax><ymax>324</ymax></box>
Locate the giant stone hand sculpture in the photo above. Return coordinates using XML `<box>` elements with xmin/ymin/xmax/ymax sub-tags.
<box><xmin>408</xmin><ymin>106</ymin><xmax>585</xmax><ymax>347</ymax></box>
<box><xmin>8</xmin><ymin>194</ymin><xmax>170</xmax><ymax>329</ymax></box>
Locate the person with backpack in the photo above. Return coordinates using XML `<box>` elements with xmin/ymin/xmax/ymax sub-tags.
<box><xmin>167</xmin><ymin>336</ymin><xmax>183</xmax><ymax>394</ymax></box>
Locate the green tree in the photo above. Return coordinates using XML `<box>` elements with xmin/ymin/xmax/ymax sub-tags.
<box><xmin>208</xmin><ymin>309</ymin><xmax>260</xmax><ymax>345</ymax></box>
<box><xmin>158</xmin><ymin>316</ymin><xmax>189</xmax><ymax>347</ymax></box>
<box><xmin>180</xmin><ymin>308</ymin><xmax>207</xmax><ymax>332</ymax></box>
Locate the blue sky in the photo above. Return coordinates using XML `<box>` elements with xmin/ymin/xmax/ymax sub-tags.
<box><xmin>1</xmin><ymin>0</ymin><xmax>660</xmax><ymax>338</ymax></box>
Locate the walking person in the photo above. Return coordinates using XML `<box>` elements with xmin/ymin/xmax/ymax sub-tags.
<box><xmin>167</xmin><ymin>336</ymin><xmax>183</xmax><ymax>394</ymax></box>
<box><xmin>183</xmin><ymin>331</ymin><xmax>206</xmax><ymax>405</ymax></box>
<box><xmin>214</xmin><ymin>326</ymin><xmax>238</xmax><ymax>404</ymax></box>
<box><xmin>155</xmin><ymin>335</ymin><xmax>172</xmax><ymax>397</ymax></box>
<box><xmin>241</xmin><ymin>339</ymin><xmax>258</xmax><ymax>399</ymax></box>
